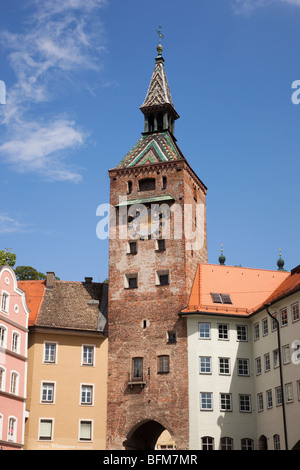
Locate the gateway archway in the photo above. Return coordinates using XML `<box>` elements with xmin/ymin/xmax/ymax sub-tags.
<box><xmin>123</xmin><ymin>420</ymin><xmax>172</xmax><ymax>450</ymax></box>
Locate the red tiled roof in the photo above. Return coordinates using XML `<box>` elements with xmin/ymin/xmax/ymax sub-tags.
<box><xmin>257</xmin><ymin>265</ymin><xmax>300</xmax><ymax>308</ymax></box>
<box><xmin>18</xmin><ymin>280</ymin><xmax>46</xmax><ymax>326</ymax></box>
<box><xmin>183</xmin><ymin>263</ymin><xmax>290</xmax><ymax>316</ymax></box>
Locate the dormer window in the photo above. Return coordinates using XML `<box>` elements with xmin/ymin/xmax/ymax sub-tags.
<box><xmin>139</xmin><ymin>178</ymin><xmax>156</xmax><ymax>191</ymax></box>
<box><xmin>211</xmin><ymin>293</ymin><xmax>232</xmax><ymax>304</ymax></box>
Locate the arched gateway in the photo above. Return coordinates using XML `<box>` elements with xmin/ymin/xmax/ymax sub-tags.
<box><xmin>123</xmin><ymin>420</ymin><xmax>167</xmax><ymax>450</ymax></box>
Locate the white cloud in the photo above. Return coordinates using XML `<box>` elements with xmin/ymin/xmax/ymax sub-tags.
<box><xmin>0</xmin><ymin>215</ymin><xmax>26</xmax><ymax>234</ymax></box>
<box><xmin>0</xmin><ymin>0</ymin><xmax>106</xmax><ymax>181</ymax></box>
<box><xmin>232</xmin><ymin>0</ymin><xmax>300</xmax><ymax>14</ymax></box>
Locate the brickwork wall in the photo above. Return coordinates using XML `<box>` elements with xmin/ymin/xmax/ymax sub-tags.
<box><xmin>107</xmin><ymin>160</ymin><xmax>207</xmax><ymax>450</ymax></box>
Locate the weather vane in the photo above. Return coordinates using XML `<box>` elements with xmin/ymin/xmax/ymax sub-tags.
<box><xmin>156</xmin><ymin>24</ymin><xmax>164</xmax><ymax>45</ymax></box>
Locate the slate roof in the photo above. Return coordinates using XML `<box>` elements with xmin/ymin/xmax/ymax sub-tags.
<box><xmin>19</xmin><ymin>279</ymin><xmax>108</xmax><ymax>332</ymax></box>
<box><xmin>114</xmin><ymin>131</ymin><xmax>185</xmax><ymax>169</ymax></box>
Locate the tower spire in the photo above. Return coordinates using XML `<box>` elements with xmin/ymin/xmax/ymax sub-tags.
<box><xmin>140</xmin><ymin>30</ymin><xmax>179</xmax><ymax>136</ymax></box>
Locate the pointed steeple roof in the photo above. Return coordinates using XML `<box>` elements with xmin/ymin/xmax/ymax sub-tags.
<box><xmin>140</xmin><ymin>42</ymin><xmax>179</xmax><ymax>121</ymax></box>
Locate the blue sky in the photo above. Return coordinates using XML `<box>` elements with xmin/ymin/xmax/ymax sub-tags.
<box><xmin>0</xmin><ymin>0</ymin><xmax>299</xmax><ymax>282</ymax></box>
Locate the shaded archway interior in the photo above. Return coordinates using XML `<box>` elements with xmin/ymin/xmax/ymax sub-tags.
<box><xmin>123</xmin><ymin>420</ymin><xmax>166</xmax><ymax>450</ymax></box>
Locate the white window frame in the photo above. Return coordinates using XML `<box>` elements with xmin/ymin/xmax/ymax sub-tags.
<box><xmin>200</xmin><ymin>392</ymin><xmax>213</xmax><ymax>411</ymax></box>
<box><xmin>41</xmin><ymin>381</ymin><xmax>55</xmax><ymax>404</ymax></box>
<box><xmin>10</xmin><ymin>371</ymin><xmax>19</xmax><ymax>395</ymax></box>
<box><xmin>198</xmin><ymin>322</ymin><xmax>211</xmax><ymax>340</ymax></box>
<box><xmin>219</xmin><ymin>357</ymin><xmax>230</xmax><ymax>375</ymax></box>
<box><xmin>0</xmin><ymin>367</ymin><xmax>6</xmax><ymax>392</ymax></box>
<box><xmin>239</xmin><ymin>394</ymin><xmax>252</xmax><ymax>412</ymax></box>
<box><xmin>1</xmin><ymin>291</ymin><xmax>9</xmax><ymax>314</ymax></box>
<box><xmin>236</xmin><ymin>324</ymin><xmax>248</xmax><ymax>342</ymax></box>
<box><xmin>82</xmin><ymin>344</ymin><xmax>95</xmax><ymax>366</ymax></box>
<box><xmin>237</xmin><ymin>358</ymin><xmax>250</xmax><ymax>376</ymax></box>
<box><xmin>79</xmin><ymin>419</ymin><xmax>93</xmax><ymax>442</ymax></box>
<box><xmin>218</xmin><ymin>323</ymin><xmax>229</xmax><ymax>340</ymax></box>
<box><xmin>11</xmin><ymin>331</ymin><xmax>20</xmax><ymax>354</ymax></box>
<box><xmin>292</xmin><ymin>302</ymin><xmax>300</xmax><ymax>322</ymax></box>
<box><xmin>199</xmin><ymin>356</ymin><xmax>212</xmax><ymax>374</ymax></box>
<box><xmin>38</xmin><ymin>418</ymin><xmax>54</xmax><ymax>441</ymax></box>
<box><xmin>7</xmin><ymin>416</ymin><xmax>17</xmax><ymax>442</ymax></box>
<box><xmin>80</xmin><ymin>384</ymin><xmax>94</xmax><ymax>406</ymax></box>
<box><xmin>43</xmin><ymin>342</ymin><xmax>57</xmax><ymax>364</ymax></box>
<box><xmin>0</xmin><ymin>325</ymin><xmax>7</xmax><ymax>348</ymax></box>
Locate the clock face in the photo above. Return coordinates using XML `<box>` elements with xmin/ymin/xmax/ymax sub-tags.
<box><xmin>129</xmin><ymin>207</ymin><xmax>160</xmax><ymax>238</ymax></box>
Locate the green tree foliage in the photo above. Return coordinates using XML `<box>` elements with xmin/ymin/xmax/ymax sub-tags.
<box><xmin>14</xmin><ymin>266</ymin><xmax>47</xmax><ymax>281</ymax></box>
<box><xmin>0</xmin><ymin>250</ymin><xmax>16</xmax><ymax>267</ymax></box>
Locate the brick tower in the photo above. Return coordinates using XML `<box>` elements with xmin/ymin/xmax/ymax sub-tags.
<box><xmin>107</xmin><ymin>39</ymin><xmax>207</xmax><ymax>450</ymax></box>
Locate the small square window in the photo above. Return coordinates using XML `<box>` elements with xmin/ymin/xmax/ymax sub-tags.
<box><xmin>167</xmin><ymin>331</ymin><xmax>176</xmax><ymax>343</ymax></box>
<box><xmin>156</xmin><ymin>270</ymin><xmax>169</xmax><ymax>286</ymax></box>
<box><xmin>125</xmin><ymin>273</ymin><xmax>138</xmax><ymax>289</ymax></box>
<box><xmin>128</xmin><ymin>241</ymin><xmax>137</xmax><ymax>254</ymax></box>
<box><xmin>79</xmin><ymin>420</ymin><xmax>92</xmax><ymax>441</ymax></box>
<box><xmin>157</xmin><ymin>239</ymin><xmax>166</xmax><ymax>251</ymax></box>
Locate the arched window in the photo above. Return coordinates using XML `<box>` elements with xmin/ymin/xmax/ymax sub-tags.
<box><xmin>0</xmin><ymin>367</ymin><xmax>5</xmax><ymax>391</ymax></box>
<box><xmin>220</xmin><ymin>437</ymin><xmax>234</xmax><ymax>450</ymax></box>
<box><xmin>201</xmin><ymin>436</ymin><xmax>214</xmax><ymax>450</ymax></box>
<box><xmin>258</xmin><ymin>435</ymin><xmax>268</xmax><ymax>450</ymax></box>
<box><xmin>8</xmin><ymin>417</ymin><xmax>16</xmax><ymax>442</ymax></box>
<box><xmin>273</xmin><ymin>434</ymin><xmax>280</xmax><ymax>450</ymax></box>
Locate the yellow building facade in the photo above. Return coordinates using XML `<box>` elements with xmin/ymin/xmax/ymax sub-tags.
<box><xmin>20</xmin><ymin>274</ymin><xmax>108</xmax><ymax>450</ymax></box>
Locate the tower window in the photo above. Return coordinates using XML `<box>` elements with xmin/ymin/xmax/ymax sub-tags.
<box><xmin>157</xmin><ymin>239</ymin><xmax>166</xmax><ymax>251</ymax></box>
<box><xmin>156</xmin><ymin>270</ymin><xmax>169</xmax><ymax>286</ymax></box>
<box><xmin>139</xmin><ymin>178</ymin><xmax>156</xmax><ymax>191</ymax></box>
<box><xmin>167</xmin><ymin>331</ymin><xmax>176</xmax><ymax>343</ymax></box>
<box><xmin>128</xmin><ymin>181</ymin><xmax>132</xmax><ymax>194</ymax></box>
<box><xmin>128</xmin><ymin>241</ymin><xmax>137</xmax><ymax>254</ymax></box>
<box><xmin>162</xmin><ymin>176</ymin><xmax>167</xmax><ymax>189</ymax></box>
<box><xmin>132</xmin><ymin>357</ymin><xmax>143</xmax><ymax>379</ymax></box>
<box><xmin>157</xmin><ymin>355</ymin><xmax>169</xmax><ymax>373</ymax></box>
<box><xmin>125</xmin><ymin>273</ymin><xmax>138</xmax><ymax>289</ymax></box>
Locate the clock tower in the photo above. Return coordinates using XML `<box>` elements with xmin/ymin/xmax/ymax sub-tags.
<box><xmin>106</xmin><ymin>39</ymin><xmax>207</xmax><ymax>450</ymax></box>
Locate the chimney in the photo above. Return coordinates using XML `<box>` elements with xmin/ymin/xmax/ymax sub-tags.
<box><xmin>85</xmin><ymin>277</ymin><xmax>93</xmax><ymax>284</ymax></box>
<box><xmin>46</xmin><ymin>272</ymin><xmax>55</xmax><ymax>289</ymax></box>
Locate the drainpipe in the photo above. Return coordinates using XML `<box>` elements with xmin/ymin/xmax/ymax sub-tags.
<box><xmin>265</xmin><ymin>303</ymin><xmax>288</xmax><ymax>450</ymax></box>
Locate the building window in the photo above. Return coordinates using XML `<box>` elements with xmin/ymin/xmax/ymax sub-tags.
<box><xmin>273</xmin><ymin>349</ymin><xmax>279</xmax><ymax>368</ymax></box>
<box><xmin>198</xmin><ymin>322</ymin><xmax>210</xmax><ymax>340</ymax></box>
<box><xmin>220</xmin><ymin>437</ymin><xmax>233</xmax><ymax>450</ymax></box>
<box><xmin>199</xmin><ymin>356</ymin><xmax>211</xmax><ymax>374</ymax></box>
<box><xmin>282</xmin><ymin>344</ymin><xmax>291</xmax><ymax>364</ymax></box>
<box><xmin>81</xmin><ymin>385</ymin><xmax>93</xmax><ymax>405</ymax></box>
<box><xmin>280</xmin><ymin>308</ymin><xmax>288</xmax><ymax>327</ymax></box>
<box><xmin>10</xmin><ymin>372</ymin><xmax>18</xmax><ymax>395</ymax></box>
<box><xmin>237</xmin><ymin>324</ymin><xmax>248</xmax><ymax>342</ymax></box>
<box><xmin>285</xmin><ymin>383</ymin><xmax>294</xmax><ymax>403</ymax></box>
<box><xmin>125</xmin><ymin>273</ymin><xmax>138</xmax><ymax>289</ymax></box>
<box><xmin>200</xmin><ymin>392</ymin><xmax>213</xmax><ymax>411</ymax></box>
<box><xmin>157</xmin><ymin>355</ymin><xmax>169</xmax><ymax>373</ymax></box>
<box><xmin>138</xmin><ymin>178</ymin><xmax>156</xmax><ymax>191</ymax></box>
<box><xmin>128</xmin><ymin>241</ymin><xmax>137</xmax><ymax>254</ymax></box>
<box><xmin>41</xmin><ymin>382</ymin><xmax>55</xmax><ymax>403</ymax></box>
<box><xmin>0</xmin><ymin>367</ymin><xmax>5</xmax><ymax>391</ymax></box>
<box><xmin>167</xmin><ymin>331</ymin><xmax>176</xmax><ymax>343</ymax></box>
<box><xmin>39</xmin><ymin>419</ymin><xmax>53</xmax><ymax>441</ymax></box>
<box><xmin>0</xmin><ymin>326</ymin><xmax>7</xmax><ymax>348</ymax></box>
<box><xmin>239</xmin><ymin>394</ymin><xmax>251</xmax><ymax>412</ymax></box>
<box><xmin>79</xmin><ymin>420</ymin><xmax>92</xmax><ymax>441</ymax></box>
<box><xmin>11</xmin><ymin>332</ymin><xmax>20</xmax><ymax>354</ymax></box>
<box><xmin>210</xmin><ymin>293</ymin><xmax>232</xmax><ymax>304</ymax></box>
<box><xmin>44</xmin><ymin>343</ymin><xmax>56</xmax><ymax>363</ymax></box>
<box><xmin>262</xmin><ymin>318</ymin><xmax>268</xmax><ymax>336</ymax></box>
<box><xmin>271</xmin><ymin>314</ymin><xmax>278</xmax><ymax>331</ymax></box>
<box><xmin>1</xmin><ymin>292</ymin><xmax>9</xmax><ymax>313</ymax></box>
<box><xmin>257</xmin><ymin>393</ymin><xmax>264</xmax><ymax>412</ymax></box>
<box><xmin>128</xmin><ymin>181</ymin><xmax>132</xmax><ymax>194</ymax></box>
<box><xmin>275</xmin><ymin>386</ymin><xmax>282</xmax><ymax>406</ymax></box>
<box><xmin>218</xmin><ymin>323</ymin><xmax>229</xmax><ymax>340</ymax></box>
<box><xmin>156</xmin><ymin>270</ymin><xmax>169</xmax><ymax>286</ymax></box>
<box><xmin>255</xmin><ymin>357</ymin><xmax>262</xmax><ymax>375</ymax></box>
<box><xmin>292</xmin><ymin>302</ymin><xmax>300</xmax><ymax>322</ymax></box>
<box><xmin>253</xmin><ymin>323</ymin><xmax>259</xmax><ymax>340</ymax></box>
<box><xmin>220</xmin><ymin>393</ymin><xmax>232</xmax><ymax>412</ymax></box>
<box><xmin>219</xmin><ymin>357</ymin><xmax>230</xmax><ymax>375</ymax></box>
<box><xmin>273</xmin><ymin>434</ymin><xmax>281</xmax><ymax>450</ymax></box>
<box><xmin>157</xmin><ymin>239</ymin><xmax>166</xmax><ymax>251</ymax></box>
<box><xmin>132</xmin><ymin>357</ymin><xmax>143</xmax><ymax>379</ymax></box>
<box><xmin>264</xmin><ymin>353</ymin><xmax>271</xmax><ymax>372</ymax></box>
<box><xmin>266</xmin><ymin>389</ymin><xmax>273</xmax><ymax>409</ymax></box>
<box><xmin>8</xmin><ymin>417</ymin><xmax>16</xmax><ymax>442</ymax></box>
<box><xmin>201</xmin><ymin>436</ymin><xmax>214</xmax><ymax>450</ymax></box>
<box><xmin>82</xmin><ymin>345</ymin><xmax>94</xmax><ymax>366</ymax></box>
<box><xmin>237</xmin><ymin>358</ymin><xmax>250</xmax><ymax>376</ymax></box>
<box><xmin>241</xmin><ymin>438</ymin><xmax>254</xmax><ymax>450</ymax></box>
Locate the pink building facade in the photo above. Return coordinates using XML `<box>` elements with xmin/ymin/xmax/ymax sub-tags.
<box><xmin>0</xmin><ymin>266</ymin><xmax>29</xmax><ymax>449</ymax></box>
